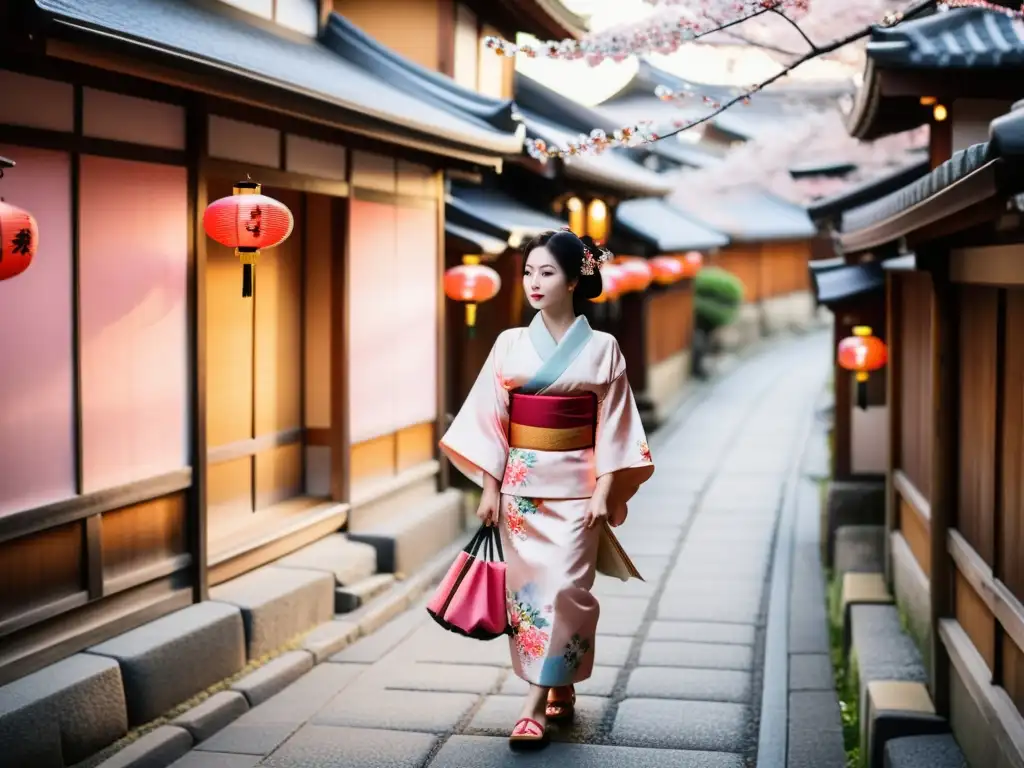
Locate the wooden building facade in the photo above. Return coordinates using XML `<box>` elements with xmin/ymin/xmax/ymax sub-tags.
<box><xmin>0</xmin><ymin>0</ymin><xmax>523</xmax><ymax>685</ymax></box>
<box><xmin>836</xmin><ymin>8</ymin><xmax>1024</xmax><ymax>761</ymax></box>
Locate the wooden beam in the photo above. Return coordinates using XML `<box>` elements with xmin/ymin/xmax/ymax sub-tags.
<box><xmin>940</xmin><ymin>619</ymin><xmax>1024</xmax><ymax>766</ymax></box>
<box><xmin>952</xmin><ymin>244</ymin><xmax>1024</xmax><ymax>286</ymax></box>
<box><xmin>948</xmin><ymin>529</ymin><xmax>1024</xmax><ymax>664</ymax></box>
<box><xmin>894</xmin><ymin>469</ymin><xmax>931</xmax><ymax>522</ymax></box>
<box><xmin>0</xmin><ymin>469</ymin><xmax>193</xmax><ymax>545</ymax></box>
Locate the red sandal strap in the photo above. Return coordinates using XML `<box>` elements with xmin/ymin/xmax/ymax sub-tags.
<box><xmin>512</xmin><ymin>717</ymin><xmax>544</xmax><ymax>736</ymax></box>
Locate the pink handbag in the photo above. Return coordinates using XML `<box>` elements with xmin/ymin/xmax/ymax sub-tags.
<box><xmin>426</xmin><ymin>525</ymin><xmax>510</xmax><ymax>640</ymax></box>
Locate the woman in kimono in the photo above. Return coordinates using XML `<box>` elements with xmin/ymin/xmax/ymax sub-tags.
<box><xmin>440</xmin><ymin>228</ymin><xmax>655</xmax><ymax>746</ymax></box>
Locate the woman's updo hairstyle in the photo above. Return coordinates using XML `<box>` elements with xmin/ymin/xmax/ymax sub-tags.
<box><xmin>522</xmin><ymin>228</ymin><xmax>609</xmax><ymax>307</ymax></box>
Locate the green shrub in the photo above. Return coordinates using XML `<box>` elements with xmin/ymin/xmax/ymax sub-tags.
<box><xmin>694</xmin><ymin>294</ymin><xmax>739</xmax><ymax>328</ymax></box>
<box><xmin>694</xmin><ymin>267</ymin><xmax>744</xmax><ymax>330</ymax></box>
<box><xmin>695</xmin><ymin>266</ymin><xmax>745</xmax><ymax>304</ymax></box>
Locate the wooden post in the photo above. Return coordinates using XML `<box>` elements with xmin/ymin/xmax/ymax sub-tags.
<box><xmin>187</xmin><ymin>98</ymin><xmax>209</xmax><ymax>602</ymax></box>
<box><xmin>928</xmin><ymin>252</ymin><xmax>957</xmax><ymax>716</ymax></box>
<box><xmin>435</xmin><ymin>171</ymin><xmax>450</xmax><ymax>492</ymax></box>
<box><xmin>330</xmin><ymin>194</ymin><xmax>351</xmax><ymax>505</ymax></box>
<box><xmin>885</xmin><ymin>272</ymin><xmax>902</xmax><ymax>588</ymax></box>
<box><xmin>833</xmin><ymin>312</ymin><xmax>853</xmax><ymax>479</ymax></box>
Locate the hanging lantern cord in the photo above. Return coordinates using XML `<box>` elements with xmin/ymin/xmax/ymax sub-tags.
<box><xmin>855</xmin><ymin>371</ymin><xmax>869</xmax><ymax>410</ymax></box>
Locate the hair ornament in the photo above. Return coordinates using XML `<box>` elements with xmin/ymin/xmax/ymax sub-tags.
<box><xmin>557</xmin><ymin>226</ymin><xmax>612</xmax><ymax>275</ymax></box>
<box><xmin>580</xmin><ymin>241</ymin><xmax>613</xmax><ymax>276</ymax></box>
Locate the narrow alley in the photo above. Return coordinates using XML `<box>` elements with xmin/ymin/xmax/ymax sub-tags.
<box><xmin>169</xmin><ymin>330</ymin><xmax>832</xmax><ymax>768</ymax></box>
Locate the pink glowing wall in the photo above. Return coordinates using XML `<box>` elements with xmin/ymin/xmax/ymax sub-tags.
<box><xmin>78</xmin><ymin>155</ymin><xmax>189</xmax><ymax>493</ymax></box>
<box><xmin>347</xmin><ymin>199</ymin><xmax>438</xmax><ymax>443</ymax></box>
<box><xmin>392</xmin><ymin>204</ymin><xmax>438</xmax><ymax>430</ymax></box>
<box><xmin>0</xmin><ymin>145</ymin><xmax>76</xmax><ymax>517</ymax></box>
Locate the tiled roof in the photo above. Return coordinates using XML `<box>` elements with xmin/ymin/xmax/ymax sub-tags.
<box><xmin>841</xmin><ymin>142</ymin><xmax>992</xmax><ymax>233</ymax></box>
<box><xmin>447</xmin><ymin>185</ymin><xmax>567</xmax><ymax>246</ymax></box>
<box><xmin>34</xmin><ymin>0</ymin><xmax>522</xmax><ymax>159</ymax></box>
<box><xmin>615</xmin><ymin>198</ymin><xmax>729</xmax><ymax>253</ymax></box>
<box><xmin>808</xmin><ymin>159</ymin><xmax>930</xmax><ymax>222</ymax></box>
<box><xmin>840</xmin><ymin>105</ymin><xmax>1024</xmax><ymax>247</ymax></box>
<box><xmin>322</xmin><ymin>13</ymin><xmax>519</xmax><ymax>134</ymax></box>
<box><xmin>678</xmin><ymin>186</ymin><xmax>817</xmax><ymax>242</ymax></box>
<box><xmin>444</xmin><ymin>222</ymin><xmax>509</xmax><ymax>256</ymax></box>
<box><xmin>867</xmin><ymin>7</ymin><xmax>1024</xmax><ymax>69</ymax></box>
<box><xmin>812</xmin><ymin>262</ymin><xmax>885</xmax><ymax>306</ymax></box>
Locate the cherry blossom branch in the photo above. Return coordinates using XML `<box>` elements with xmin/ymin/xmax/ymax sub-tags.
<box><xmin>484</xmin><ymin>2</ymin><xmax>785</xmax><ymax>65</ymax></box>
<box><xmin>768</xmin><ymin>8</ymin><xmax>818</xmax><ymax>51</ymax></box>
<box><xmin>525</xmin><ymin>0</ymin><xmax>939</xmax><ymax>162</ymax></box>
<box><xmin>711</xmin><ymin>29</ymin><xmax>804</xmax><ymax>57</ymax></box>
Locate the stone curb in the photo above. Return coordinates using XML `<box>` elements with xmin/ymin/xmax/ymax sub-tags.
<box><xmin>94</xmin><ymin>534</ymin><xmax>474</xmax><ymax>768</ymax></box>
<box><xmin>169</xmin><ymin>691</ymin><xmax>248</xmax><ymax>743</ymax></box>
<box><xmin>756</xmin><ymin>360</ymin><xmax>823</xmax><ymax>768</ymax></box>
<box><xmin>230</xmin><ymin>649</ymin><xmax>315</xmax><ymax>707</ymax></box>
<box><xmin>94</xmin><ymin>725</ymin><xmax>192</xmax><ymax>768</ymax></box>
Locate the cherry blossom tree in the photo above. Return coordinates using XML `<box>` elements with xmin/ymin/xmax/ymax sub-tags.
<box><xmin>489</xmin><ymin>0</ymin><xmax>1024</xmax><ymax>159</ymax></box>
<box><xmin>667</xmin><ymin>111</ymin><xmax>929</xmax><ymax>210</ymax></box>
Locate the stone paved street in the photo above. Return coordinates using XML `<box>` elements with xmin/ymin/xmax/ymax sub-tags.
<box><xmin>172</xmin><ymin>331</ymin><xmax>831</xmax><ymax>768</ymax></box>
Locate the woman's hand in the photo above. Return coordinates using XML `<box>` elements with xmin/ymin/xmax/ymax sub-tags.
<box><xmin>476</xmin><ymin>474</ymin><xmax>501</xmax><ymax>527</ymax></box>
<box><xmin>585</xmin><ymin>474</ymin><xmax>616</xmax><ymax>530</ymax></box>
<box><xmin>583</xmin><ymin>495</ymin><xmax>609</xmax><ymax>530</ymax></box>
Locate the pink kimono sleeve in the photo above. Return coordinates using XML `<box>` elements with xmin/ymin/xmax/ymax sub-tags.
<box><xmin>595</xmin><ymin>351</ymin><xmax>655</xmax><ymax>517</ymax></box>
<box><xmin>439</xmin><ymin>334</ymin><xmax>511</xmax><ymax>487</ymax></box>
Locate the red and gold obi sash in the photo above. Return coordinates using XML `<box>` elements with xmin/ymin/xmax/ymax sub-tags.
<box><xmin>508</xmin><ymin>392</ymin><xmax>597</xmax><ymax>452</ymax></box>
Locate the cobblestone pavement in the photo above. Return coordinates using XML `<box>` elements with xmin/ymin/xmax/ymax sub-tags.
<box><xmin>172</xmin><ymin>331</ymin><xmax>831</xmax><ymax>768</ymax></box>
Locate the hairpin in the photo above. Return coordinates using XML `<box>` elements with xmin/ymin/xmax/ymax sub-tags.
<box><xmin>580</xmin><ymin>242</ymin><xmax>613</xmax><ymax>276</ymax></box>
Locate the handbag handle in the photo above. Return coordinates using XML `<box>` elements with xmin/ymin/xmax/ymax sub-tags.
<box><xmin>464</xmin><ymin>523</ymin><xmax>505</xmax><ymax>563</ymax></box>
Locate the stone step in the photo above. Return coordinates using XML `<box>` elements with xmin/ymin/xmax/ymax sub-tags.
<box><xmin>884</xmin><ymin>733</ymin><xmax>967</xmax><ymax>768</ymax></box>
<box><xmin>335</xmin><ymin>573</ymin><xmax>397</xmax><ymax>614</ymax></box>
<box><xmin>349</xmin><ymin>488</ymin><xmax>463</xmax><ymax>576</ymax></box>
<box><xmin>834</xmin><ymin>524</ymin><xmax>886</xmax><ymax>577</ymax></box>
<box><xmin>0</xmin><ymin>653</ymin><xmax>128</xmax><ymax>767</ymax></box>
<box><xmin>824</xmin><ymin>481</ymin><xmax>885</xmax><ymax>567</ymax></box>
<box><xmin>275</xmin><ymin>533</ymin><xmax>378</xmax><ymax>587</ymax></box>
<box><xmin>87</xmin><ymin>601</ymin><xmax>246</xmax><ymax>727</ymax></box>
<box><xmin>210</xmin><ymin>566</ymin><xmax>334</xmax><ymax>661</ymax></box>
<box><xmin>865</xmin><ymin>681</ymin><xmax>948</xmax><ymax>768</ymax></box>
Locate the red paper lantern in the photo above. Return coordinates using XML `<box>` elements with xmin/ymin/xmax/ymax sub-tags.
<box><xmin>203</xmin><ymin>181</ymin><xmax>294</xmax><ymax>297</ymax></box>
<box><xmin>837</xmin><ymin>325</ymin><xmax>887</xmax><ymax>410</ymax></box>
<box><xmin>444</xmin><ymin>255</ymin><xmax>501</xmax><ymax>337</ymax></box>
<box><xmin>0</xmin><ymin>199</ymin><xmax>38</xmax><ymax>282</ymax></box>
<box><xmin>617</xmin><ymin>257</ymin><xmax>653</xmax><ymax>293</ymax></box>
<box><xmin>679</xmin><ymin>251</ymin><xmax>703</xmax><ymax>278</ymax></box>
<box><xmin>591</xmin><ymin>263</ymin><xmax>624</xmax><ymax>303</ymax></box>
<box><xmin>650</xmin><ymin>256</ymin><xmax>684</xmax><ymax>285</ymax></box>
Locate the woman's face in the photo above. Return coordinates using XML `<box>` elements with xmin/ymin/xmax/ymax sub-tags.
<box><xmin>523</xmin><ymin>245</ymin><xmax>575</xmax><ymax>312</ymax></box>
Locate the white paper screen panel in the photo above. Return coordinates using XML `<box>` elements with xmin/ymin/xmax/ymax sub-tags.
<box><xmin>83</xmin><ymin>88</ymin><xmax>186</xmax><ymax>150</ymax></box>
<box><xmin>0</xmin><ymin>70</ymin><xmax>73</xmax><ymax>132</ymax></box>
<box><xmin>208</xmin><ymin>115</ymin><xmax>281</xmax><ymax>168</ymax></box>
<box><xmin>286</xmin><ymin>134</ymin><xmax>347</xmax><ymax>180</ymax></box>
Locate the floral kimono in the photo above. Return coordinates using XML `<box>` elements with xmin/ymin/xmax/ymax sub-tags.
<box><xmin>440</xmin><ymin>313</ymin><xmax>654</xmax><ymax>688</ymax></box>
